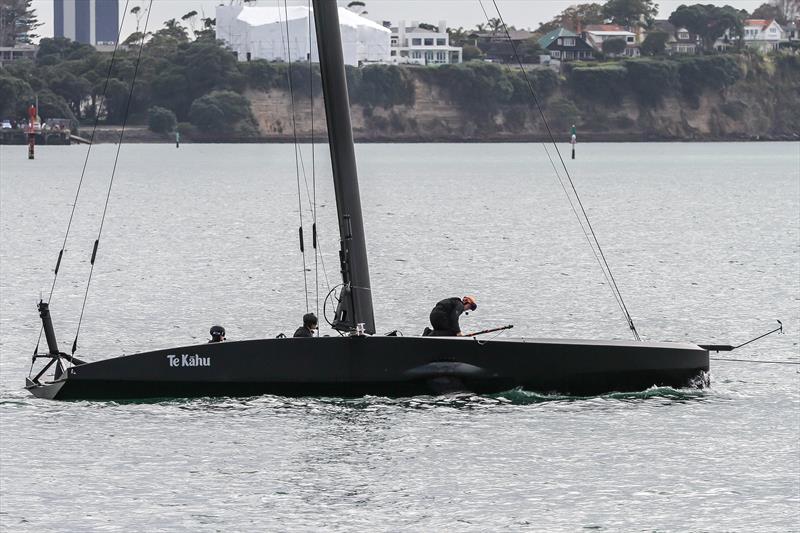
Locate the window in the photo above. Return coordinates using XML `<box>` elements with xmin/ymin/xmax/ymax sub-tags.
<box><xmin>564</xmin><ymin>38</ymin><xmax>575</xmax><ymax>47</ymax></box>
<box><xmin>436</xmin><ymin>51</ymin><xmax>447</xmax><ymax>61</ymax></box>
<box><xmin>551</xmin><ymin>50</ymin><xmax>561</xmax><ymax>58</ymax></box>
<box><xmin>424</xmin><ymin>38</ymin><xmax>434</xmax><ymax>46</ymax></box>
<box><xmin>391</xmin><ymin>50</ymin><xmax>396</xmax><ymax>56</ymax></box>
<box><xmin>678</xmin><ymin>31</ymin><xmax>689</xmax><ymax>40</ymax></box>
<box><xmin>564</xmin><ymin>51</ymin><xmax>573</xmax><ymax>59</ymax></box>
<box><xmin>412</xmin><ymin>38</ymin><xmax>421</xmax><ymax>45</ymax></box>
<box><xmin>627</xmin><ymin>36</ymin><xmax>634</xmax><ymax>43</ymax></box>
<box><xmin>411</xmin><ymin>51</ymin><xmax>421</xmax><ymax>58</ymax></box>
<box><xmin>437</xmin><ymin>38</ymin><xmax>446</xmax><ymax>46</ymax></box>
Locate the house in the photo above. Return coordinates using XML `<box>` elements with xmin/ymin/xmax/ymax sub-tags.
<box><xmin>390</xmin><ymin>21</ymin><xmax>462</xmax><ymax>65</ymax></box>
<box><xmin>0</xmin><ymin>45</ymin><xmax>37</xmax><ymax>66</ymax></box>
<box><xmin>215</xmin><ymin>5</ymin><xmax>391</xmax><ymax>66</ymax></box>
<box><xmin>741</xmin><ymin>19</ymin><xmax>786</xmax><ymax>51</ymax></box>
<box><xmin>648</xmin><ymin>20</ymin><xmax>699</xmax><ymax>54</ymax></box>
<box><xmin>537</xmin><ymin>28</ymin><xmax>594</xmax><ymax>65</ymax></box>
<box><xmin>582</xmin><ymin>24</ymin><xmax>640</xmax><ymax>57</ymax></box>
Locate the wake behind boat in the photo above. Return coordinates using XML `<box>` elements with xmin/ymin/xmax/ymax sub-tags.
<box><xmin>26</xmin><ymin>0</ymin><xmax>714</xmax><ymax>401</ymax></box>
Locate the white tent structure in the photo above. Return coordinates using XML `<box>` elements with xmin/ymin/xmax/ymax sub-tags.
<box><xmin>216</xmin><ymin>5</ymin><xmax>391</xmax><ymax>66</ymax></box>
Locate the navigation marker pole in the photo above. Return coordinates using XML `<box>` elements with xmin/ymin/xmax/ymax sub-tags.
<box><xmin>176</xmin><ymin>130</ymin><xmax>180</xmax><ymax>148</ymax></box>
<box><xmin>570</xmin><ymin>124</ymin><xmax>577</xmax><ymax>160</ymax></box>
<box><xmin>27</xmin><ymin>103</ymin><xmax>37</xmax><ymax>160</ymax></box>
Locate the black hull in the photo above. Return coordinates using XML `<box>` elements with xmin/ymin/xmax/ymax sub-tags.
<box><xmin>26</xmin><ymin>336</ymin><xmax>709</xmax><ymax>401</ymax></box>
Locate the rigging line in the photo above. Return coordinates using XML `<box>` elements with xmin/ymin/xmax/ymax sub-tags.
<box><xmin>70</xmin><ymin>0</ymin><xmax>153</xmax><ymax>356</ymax></box>
<box><xmin>308</xmin><ymin>0</ymin><xmax>320</xmax><ymax>324</ymax></box>
<box><xmin>474</xmin><ymin>2</ymin><xmax>629</xmax><ymax>334</ymax></box>
<box><xmin>29</xmin><ymin>0</ymin><xmax>132</xmax><ymax>377</ymax></box>
<box><xmin>489</xmin><ymin>0</ymin><xmax>639</xmax><ymax>340</ymax></box>
<box><xmin>273</xmin><ymin>1</ymin><xmax>332</xmax><ymax>298</ymax></box>
<box><xmin>480</xmin><ymin>0</ymin><xmax>639</xmax><ymax>340</ymax></box>
<box><xmin>280</xmin><ymin>0</ymin><xmax>310</xmax><ymax>313</ymax></box>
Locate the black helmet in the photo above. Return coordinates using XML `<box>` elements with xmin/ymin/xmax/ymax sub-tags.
<box><xmin>210</xmin><ymin>325</ymin><xmax>226</xmax><ymax>337</ymax></box>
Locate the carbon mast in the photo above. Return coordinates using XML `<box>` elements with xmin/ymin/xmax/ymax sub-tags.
<box><xmin>312</xmin><ymin>0</ymin><xmax>375</xmax><ymax>334</ymax></box>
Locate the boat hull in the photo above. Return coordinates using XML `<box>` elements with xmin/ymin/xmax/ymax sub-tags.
<box><xmin>26</xmin><ymin>336</ymin><xmax>709</xmax><ymax>400</ymax></box>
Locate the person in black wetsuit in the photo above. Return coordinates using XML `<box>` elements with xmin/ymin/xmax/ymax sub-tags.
<box><xmin>293</xmin><ymin>313</ymin><xmax>318</xmax><ymax>338</ymax></box>
<box><xmin>426</xmin><ymin>296</ymin><xmax>477</xmax><ymax>336</ymax></box>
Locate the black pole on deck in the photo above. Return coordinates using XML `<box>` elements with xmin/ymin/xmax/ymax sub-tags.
<box><xmin>312</xmin><ymin>0</ymin><xmax>375</xmax><ymax>334</ymax></box>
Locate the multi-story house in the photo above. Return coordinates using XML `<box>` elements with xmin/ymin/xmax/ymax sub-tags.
<box><xmin>582</xmin><ymin>24</ymin><xmax>640</xmax><ymax>57</ymax></box>
<box><xmin>390</xmin><ymin>21</ymin><xmax>462</xmax><ymax>65</ymax></box>
<box><xmin>0</xmin><ymin>45</ymin><xmax>37</xmax><ymax>66</ymax></box>
<box><xmin>649</xmin><ymin>20</ymin><xmax>700</xmax><ymax>54</ymax></box>
<box><xmin>537</xmin><ymin>28</ymin><xmax>594</xmax><ymax>65</ymax></box>
<box><xmin>742</xmin><ymin>19</ymin><xmax>786</xmax><ymax>51</ymax></box>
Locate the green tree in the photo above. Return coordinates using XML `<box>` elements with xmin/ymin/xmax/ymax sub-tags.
<box><xmin>0</xmin><ymin>72</ymin><xmax>34</xmax><ymax>116</ymax></box>
<box><xmin>516</xmin><ymin>38</ymin><xmax>543</xmax><ymax>63</ymax></box>
<box><xmin>195</xmin><ymin>17</ymin><xmax>216</xmax><ymax>41</ymax></box>
<box><xmin>189</xmin><ymin>90</ymin><xmax>255</xmax><ymax>132</ymax></box>
<box><xmin>538</xmin><ymin>3</ymin><xmax>605</xmax><ymax>33</ymax></box>
<box><xmin>603</xmin><ymin>0</ymin><xmax>658</xmax><ymax>28</ymax></box>
<box><xmin>148</xmin><ymin>106</ymin><xmax>177</xmax><ymax>133</ymax></box>
<box><xmin>640</xmin><ymin>31</ymin><xmax>670</xmax><ymax>55</ymax></box>
<box><xmin>462</xmin><ymin>44</ymin><xmax>484</xmax><ymax>61</ymax></box>
<box><xmin>47</xmin><ymin>70</ymin><xmax>91</xmax><ymax>118</ymax></box>
<box><xmin>0</xmin><ymin>0</ymin><xmax>42</xmax><ymax>46</ymax></box>
<box><xmin>669</xmin><ymin>4</ymin><xmax>745</xmax><ymax>53</ymax></box>
<box><xmin>602</xmin><ymin>38</ymin><xmax>628</xmax><ymax>55</ymax></box>
<box><xmin>751</xmin><ymin>2</ymin><xmax>784</xmax><ymax>22</ymax></box>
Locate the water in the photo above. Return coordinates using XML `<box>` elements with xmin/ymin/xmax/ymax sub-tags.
<box><xmin>1</xmin><ymin>142</ymin><xmax>798</xmax><ymax>531</ymax></box>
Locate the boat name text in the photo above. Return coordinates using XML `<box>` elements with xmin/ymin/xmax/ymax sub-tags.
<box><xmin>167</xmin><ymin>353</ymin><xmax>211</xmax><ymax>367</ymax></box>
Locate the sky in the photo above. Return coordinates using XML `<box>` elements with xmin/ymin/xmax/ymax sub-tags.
<box><xmin>30</xmin><ymin>0</ymin><xmax>767</xmax><ymax>42</ymax></box>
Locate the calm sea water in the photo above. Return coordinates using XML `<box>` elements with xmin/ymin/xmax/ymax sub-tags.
<box><xmin>1</xmin><ymin>142</ymin><xmax>798</xmax><ymax>532</ymax></box>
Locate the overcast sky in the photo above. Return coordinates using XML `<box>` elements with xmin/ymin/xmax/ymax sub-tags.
<box><xmin>30</xmin><ymin>0</ymin><xmax>766</xmax><ymax>41</ymax></box>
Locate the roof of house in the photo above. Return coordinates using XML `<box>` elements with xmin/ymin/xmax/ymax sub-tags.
<box><xmin>391</xmin><ymin>26</ymin><xmax>439</xmax><ymax>34</ymax></box>
<box><xmin>584</xmin><ymin>24</ymin><xmax>626</xmax><ymax>32</ymax></box>
<box><xmin>650</xmin><ymin>19</ymin><xmax>698</xmax><ymax>41</ymax></box>
<box><xmin>744</xmin><ymin>18</ymin><xmax>776</xmax><ymax>29</ymax></box>
<box><xmin>537</xmin><ymin>27</ymin><xmax>576</xmax><ymax>48</ymax></box>
<box><xmin>471</xmin><ymin>30</ymin><xmax>536</xmax><ymax>41</ymax></box>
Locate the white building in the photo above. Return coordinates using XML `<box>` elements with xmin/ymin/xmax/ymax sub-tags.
<box><xmin>390</xmin><ymin>21</ymin><xmax>462</xmax><ymax>65</ymax></box>
<box><xmin>215</xmin><ymin>5</ymin><xmax>391</xmax><ymax>66</ymax></box>
<box><xmin>742</xmin><ymin>19</ymin><xmax>786</xmax><ymax>51</ymax></box>
<box><xmin>582</xmin><ymin>24</ymin><xmax>640</xmax><ymax>57</ymax></box>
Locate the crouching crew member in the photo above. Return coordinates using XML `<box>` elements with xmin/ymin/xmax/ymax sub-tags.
<box><xmin>426</xmin><ymin>296</ymin><xmax>477</xmax><ymax>336</ymax></box>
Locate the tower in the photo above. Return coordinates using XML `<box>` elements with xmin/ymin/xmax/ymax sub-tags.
<box><xmin>54</xmin><ymin>0</ymin><xmax>119</xmax><ymax>45</ymax></box>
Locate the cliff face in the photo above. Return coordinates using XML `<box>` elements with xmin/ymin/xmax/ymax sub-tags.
<box><xmin>246</xmin><ymin>55</ymin><xmax>800</xmax><ymax>142</ymax></box>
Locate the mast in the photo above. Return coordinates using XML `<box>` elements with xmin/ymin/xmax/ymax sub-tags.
<box><xmin>312</xmin><ymin>0</ymin><xmax>376</xmax><ymax>334</ymax></box>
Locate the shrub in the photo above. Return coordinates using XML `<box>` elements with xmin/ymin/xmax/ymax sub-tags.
<box><xmin>351</xmin><ymin>64</ymin><xmax>415</xmax><ymax>107</ymax></box>
<box><xmin>148</xmin><ymin>106</ymin><xmax>177</xmax><ymax>133</ymax></box>
<box><xmin>678</xmin><ymin>55</ymin><xmax>742</xmax><ymax>97</ymax></box>
<box><xmin>544</xmin><ymin>98</ymin><xmax>580</xmax><ymax>132</ymax></box>
<box><xmin>189</xmin><ymin>90</ymin><xmax>256</xmax><ymax>132</ymax></box>
<box><xmin>602</xmin><ymin>38</ymin><xmax>627</xmax><ymax>56</ymax></box>
<box><xmin>624</xmin><ymin>58</ymin><xmax>679</xmax><ymax>106</ymax></box>
<box><xmin>569</xmin><ymin>64</ymin><xmax>628</xmax><ymax>105</ymax></box>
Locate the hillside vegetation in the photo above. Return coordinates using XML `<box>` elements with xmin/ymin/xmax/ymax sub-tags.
<box><xmin>1</xmin><ymin>34</ymin><xmax>797</xmax><ymax>141</ymax></box>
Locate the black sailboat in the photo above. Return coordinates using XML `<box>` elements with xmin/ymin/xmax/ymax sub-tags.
<box><xmin>25</xmin><ymin>0</ymin><xmax>709</xmax><ymax>401</ymax></box>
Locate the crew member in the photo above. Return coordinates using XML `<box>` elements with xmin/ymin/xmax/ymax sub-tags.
<box><xmin>209</xmin><ymin>325</ymin><xmax>226</xmax><ymax>343</ymax></box>
<box><xmin>427</xmin><ymin>296</ymin><xmax>477</xmax><ymax>336</ymax></box>
<box><xmin>294</xmin><ymin>313</ymin><xmax>318</xmax><ymax>338</ymax></box>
